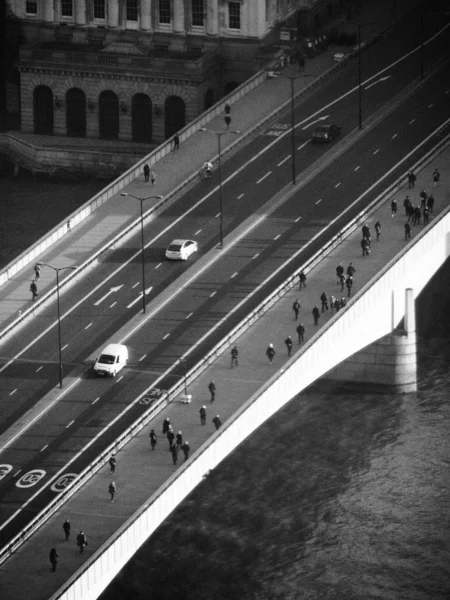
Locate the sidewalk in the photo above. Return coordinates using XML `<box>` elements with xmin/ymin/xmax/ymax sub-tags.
<box><xmin>0</xmin><ymin>0</ymin><xmax>415</xmax><ymax>335</ymax></box>
<box><xmin>0</xmin><ymin>133</ymin><xmax>448</xmax><ymax>600</ymax></box>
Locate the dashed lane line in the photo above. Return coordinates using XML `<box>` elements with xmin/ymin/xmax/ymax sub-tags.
<box><xmin>277</xmin><ymin>155</ymin><xmax>290</xmax><ymax>166</ymax></box>
<box><xmin>155</xmin><ymin>263</ymin><xmax>162</xmax><ymax>269</ymax></box>
<box><xmin>409</xmin><ymin>118</ymin><xmax>416</xmax><ymax>124</ymax></box>
<box><xmin>163</xmin><ymin>333</ymin><xmax>170</xmax><ymax>340</ymax></box>
<box><xmin>230</xmin><ymin>272</ymin><xmax>238</xmax><ymax>279</ymax></box>
<box><xmin>274</xmin><ymin>234</ymin><xmax>281</xmax><ymax>241</ymax></box>
<box><xmin>92</xmin><ymin>397</ymin><xmax>100</xmax><ymax>404</ymax></box>
<box><xmin>373</xmin><ymin>149</ymin><xmax>380</xmax><ymax>155</ymax></box>
<box><xmin>252</xmin><ymin>253</ymin><xmax>260</xmax><ymax>260</ymax></box>
<box><xmin>194</xmin><ymin>229</ymin><xmax>202</xmax><ymax>235</ymax></box>
<box><xmin>132</xmin><ymin>282</ymin><xmax>140</xmax><ymax>288</ymax></box>
<box><xmin>335</xmin><ymin>182</ymin><xmax>341</xmax><ymax>188</ymax></box>
<box><xmin>237</xmin><ymin>193</ymin><xmax>245</xmax><ymax>200</ymax></box>
<box><xmin>315</xmin><ymin>199</ymin><xmax>322</xmax><ymax>205</ymax></box>
<box><xmin>354</xmin><ymin>165</ymin><xmax>361</xmax><ymax>171</ymax></box>
<box><xmin>66</xmin><ymin>420</ymin><xmax>75</xmax><ymax>429</ymax></box>
<box><xmin>256</xmin><ymin>171</ymin><xmax>272</xmax><ymax>184</ymax></box>
<box><xmin>85</xmin><ymin>323</ymin><xmax>92</xmax><ymax>330</ymax></box>
<box><xmin>210</xmin><ymin>291</ymin><xmax>217</xmax><ymax>298</ymax></box>
<box><xmin>36</xmin><ymin>366</ymin><xmax>43</xmax><ymax>372</ymax></box>
<box><xmin>185</xmin><ymin>312</ymin><xmax>193</xmax><ymax>320</ymax></box>
<box><xmin>9</xmin><ymin>389</ymin><xmax>17</xmax><ymax>396</ymax></box>
<box><xmin>61</xmin><ymin>344</ymin><xmax>68</xmax><ymax>351</ymax></box>
<box><xmin>40</xmin><ymin>445</ymin><xmax>48</xmax><ymax>452</ymax></box>
<box><xmin>116</xmin><ymin>376</ymin><xmax>124</xmax><ymax>383</ymax></box>
<box><xmin>295</xmin><ymin>216</ymin><xmax>302</xmax><ymax>222</ymax></box>
<box><xmin>392</xmin><ymin>133</ymin><xmax>398</xmax><ymax>139</ymax></box>
<box><xmin>109</xmin><ymin>302</ymin><xmax>117</xmax><ymax>308</ymax></box>
<box><xmin>139</xmin><ymin>355</ymin><xmax>146</xmax><ymax>362</ymax></box>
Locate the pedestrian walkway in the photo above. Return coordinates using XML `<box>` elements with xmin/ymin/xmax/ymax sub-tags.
<box><xmin>0</xmin><ymin>0</ymin><xmax>416</xmax><ymax>335</ymax></box>
<box><xmin>0</xmin><ymin>135</ymin><xmax>448</xmax><ymax>600</ymax></box>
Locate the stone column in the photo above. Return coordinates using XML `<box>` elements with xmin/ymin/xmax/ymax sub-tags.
<box><xmin>140</xmin><ymin>0</ymin><xmax>151</xmax><ymax>31</ymax></box>
<box><xmin>43</xmin><ymin>0</ymin><xmax>54</xmax><ymax>22</ymax></box>
<box><xmin>75</xmin><ymin>0</ymin><xmax>86</xmax><ymax>25</ymax></box>
<box><xmin>206</xmin><ymin>0</ymin><xmax>218</xmax><ymax>35</ymax></box>
<box><xmin>173</xmin><ymin>0</ymin><xmax>185</xmax><ymax>33</ymax></box>
<box><xmin>107</xmin><ymin>0</ymin><xmax>119</xmax><ymax>28</ymax></box>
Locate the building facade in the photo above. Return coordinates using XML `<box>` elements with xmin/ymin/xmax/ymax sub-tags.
<box><xmin>6</xmin><ymin>1</ymin><xmax>337</xmax><ymax>145</ymax></box>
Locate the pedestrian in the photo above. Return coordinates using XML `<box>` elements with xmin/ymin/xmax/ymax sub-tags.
<box><xmin>361</xmin><ymin>237</ymin><xmax>370</xmax><ymax>257</ymax></box>
<box><xmin>143</xmin><ymin>163</ymin><xmax>150</xmax><ymax>182</ymax></box>
<box><xmin>320</xmin><ymin>291</ymin><xmax>328</xmax><ymax>312</ymax></box>
<box><xmin>181</xmin><ymin>441</ymin><xmax>190</xmax><ymax>461</ymax></box>
<box><xmin>266</xmin><ymin>343</ymin><xmax>275</xmax><ymax>362</ymax></box>
<box><xmin>208</xmin><ymin>380</ymin><xmax>216</xmax><ymax>402</ymax></box>
<box><xmin>49</xmin><ymin>548</ymin><xmax>59</xmax><ymax>572</ymax></box>
<box><xmin>312</xmin><ymin>305</ymin><xmax>320</xmax><ymax>326</ymax></box>
<box><xmin>407</xmin><ymin>202</ymin><xmax>414</xmax><ymax>223</ymax></box>
<box><xmin>63</xmin><ymin>518</ymin><xmax>71</xmax><ymax>541</ymax></box>
<box><xmin>336</xmin><ymin>263</ymin><xmax>344</xmax><ymax>283</ymax></box>
<box><xmin>292</xmin><ymin>298</ymin><xmax>301</xmax><ymax>320</ymax></box>
<box><xmin>108</xmin><ymin>454</ymin><xmax>116</xmax><ymax>474</ymax></box>
<box><xmin>199</xmin><ymin>405</ymin><xmax>206</xmax><ymax>426</ymax></box>
<box><xmin>149</xmin><ymin>428</ymin><xmax>157</xmax><ymax>450</ymax></box>
<box><xmin>362</xmin><ymin>223</ymin><xmax>370</xmax><ymax>240</ymax></box>
<box><xmin>108</xmin><ymin>481</ymin><xmax>116</xmax><ymax>503</ymax></box>
<box><xmin>338</xmin><ymin>272</ymin><xmax>345</xmax><ymax>291</ymax></box>
<box><xmin>423</xmin><ymin>205</ymin><xmax>429</xmax><ymax>224</ymax></box>
<box><xmin>34</xmin><ymin>263</ymin><xmax>41</xmax><ymax>280</ymax></box>
<box><xmin>433</xmin><ymin>168</ymin><xmax>440</xmax><ymax>187</ymax></box>
<box><xmin>347</xmin><ymin>262</ymin><xmax>356</xmax><ymax>277</ymax></box>
<box><xmin>150</xmin><ymin>170</ymin><xmax>156</xmax><ymax>186</ymax></box>
<box><xmin>212</xmin><ymin>414</ymin><xmax>222</xmax><ymax>430</ymax></box>
<box><xmin>298</xmin><ymin>271</ymin><xmax>307</xmax><ymax>288</ymax></box>
<box><xmin>173</xmin><ymin>133</ymin><xmax>180</xmax><ymax>151</ymax></box>
<box><xmin>162</xmin><ymin>417</ymin><xmax>171</xmax><ymax>435</ymax></box>
<box><xmin>420</xmin><ymin>194</ymin><xmax>427</xmax><ymax>210</ymax></box>
<box><xmin>296</xmin><ymin>323</ymin><xmax>305</xmax><ymax>343</ymax></box>
<box><xmin>176</xmin><ymin>431</ymin><xmax>183</xmax><ymax>448</ymax></box>
<box><xmin>419</xmin><ymin>189</ymin><xmax>428</xmax><ymax>205</ymax></box>
<box><xmin>167</xmin><ymin>428</ymin><xmax>175</xmax><ymax>448</ymax></box>
<box><xmin>427</xmin><ymin>194</ymin><xmax>434</xmax><ymax>213</ymax></box>
<box><xmin>407</xmin><ymin>171</ymin><xmax>416</xmax><ymax>188</ymax></box>
<box><xmin>414</xmin><ymin>205</ymin><xmax>421</xmax><ymax>226</ymax></box>
<box><xmin>403</xmin><ymin>196</ymin><xmax>411</xmax><ymax>215</ymax></box>
<box><xmin>346</xmin><ymin>275</ymin><xmax>353</xmax><ymax>297</ymax></box>
<box><xmin>170</xmin><ymin>443</ymin><xmax>178</xmax><ymax>465</ymax></box>
<box><xmin>404</xmin><ymin>222</ymin><xmax>411</xmax><ymax>240</ymax></box>
<box><xmin>285</xmin><ymin>335</ymin><xmax>293</xmax><ymax>357</ymax></box>
<box><xmin>374</xmin><ymin>221</ymin><xmax>381</xmax><ymax>240</ymax></box>
<box><xmin>230</xmin><ymin>345</ymin><xmax>239</xmax><ymax>367</ymax></box>
<box><xmin>30</xmin><ymin>279</ymin><xmax>38</xmax><ymax>301</ymax></box>
<box><xmin>76</xmin><ymin>530</ymin><xmax>87</xmax><ymax>554</ymax></box>
<box><xmin>391</xmin><ymin>199</ymin><xmax>397</xmax><ymax>217</ymax></box>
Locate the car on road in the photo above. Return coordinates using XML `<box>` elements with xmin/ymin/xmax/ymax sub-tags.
<box><xmin>165</xmin><ymin>239</ymin><xmax>198</xmax><ymax>261</ymax></box>
<box><xmin>93</xmin><ymin>343</ymin><xmax>128</xmax><ymax>377</ymax></box>
<box><xmin>312</xmin><ymin>123</ymin><xmax>342</xmax><ymax>143</ymax></box>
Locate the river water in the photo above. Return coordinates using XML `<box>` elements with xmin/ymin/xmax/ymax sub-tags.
<box><xmin>100</xmin><ymin>260</ymin><xmax>450</xmax><ymax>600</ymax></box>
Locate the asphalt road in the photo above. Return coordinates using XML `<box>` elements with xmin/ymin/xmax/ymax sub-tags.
<box><xmin>0</xmin><ymin>14</ymin><xmax>448</xmax><ymax>550</ymax></box>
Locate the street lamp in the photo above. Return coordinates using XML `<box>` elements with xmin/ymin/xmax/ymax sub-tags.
<box><xmin>120</xmin><ymin>192</ymin><xmax>163</xmax><ymax>314</ymax></box>
<box><xmin>200</xmin><ymin>127</ymin><xmax>240</xmax><ymax>248</ymax></box>
<box><xmin>37</xmin><ymin>262</ymin><xmax>76</xmax><ymax>388</ymax></box>
<box><xmin>276</xmin><ymin>73</ymin><xmax>312</xmax><ymax>185</ymax></box>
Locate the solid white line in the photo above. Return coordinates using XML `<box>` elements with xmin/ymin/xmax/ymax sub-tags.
<box><xmin>132</xmin><ymin>282</ymin><xmax>140</xmax><ymax>288</ymax></box>
<box><xmin>256</xmin><ymin>171</ymin><xmax>272</xmax><ymax>184</ymax></box>
<box><xmin>9</xmin><ymin>389</ymin><xmax>17</xmax><ymax>396</ymax></box>
<box><xmin>163</xmin><ymin>333</ymin><xmax>170</xmax><ymax>340</ymax></box>
<box><xmin>237</xmin><ymin>193</ymin><xmax>245</xmax><ymax>200</ymax></box>
<box><xmin>392</xmin><ymin>133</ymin><xmax>398</xmax><ymax>139</ymax></box>
<box><xmin>92</xmin><ymin>397</ymin><xmax>100</xmax><ymax>404</ymax></box>
<box><xmin>409</xmin><ymin>119</ymin><xmax>415</xmax><ymax>124</ymax></box>
<box><xmin>66</xmin><ymin>420</ymin><xmax>74</xmax><ymax>429</ymax></box>
<box><xmin>109</xmin><ymin>302</ymin><xmax>117</xmax><ymax>308</ymax></box>
<box><xmin>155</xmin><ymin>263</ymin><xmax>161</xmax><ymax>269</ymax></box>
<box><xmin>185</xmin><ymin>312</ymin><xmax>193</xmax><ymax>319</ymax></box>
<box><xmin>373</xmin><ymin>149</ymin><xmax>379</xmax><ymax>155</ymax></box>
<box><xmin>61</xmin><ymin>344</ymin><xmax>68</xmax><ymax>351</ymax></box>
<box><xmin>277</xmin><ymin>156</ymin><xmax>290</xmax><ymax>166</ymax></box>
<box><xmin>274</xmin><ymin>234</ymin><xmax>281</xmax><ymax>240</ymax></box>
<box><xmin>210</xmin><ymin>291</ymin><xmax>217</xmax><ymax>298</ymax></box>
<box><xmin>139</xmin><ymin>355</ymin><xmax>146</xmax><ymax>362</ymax></box>
<box><xmin>40</xmin><ymin>445</ymin><xmax>48</xmax><ymax>452</ymax></box>
<box><xmin>315</xmin><ymin>199</ymin><xmax>322</xmax><ymax>205</ymax></box>
<box><xmin>195</xmin><ymin>229</ymin><xmax>202</xmax><ymax>235</ymax></box>
<box><xmin>335</xmin><ymin>182</ymin><xmax>341</xmax><ymax>188</ymax></box>
<box><xmin>230</xmin><ymin>272</ymin><xmax>238</xmax><ymax>279</ymax></box>
<box><xmin>295</xmin><ymin>216</ymin><xmax>302</xmax><ymax>222</ymax></box>
<box><xmin>85</xmin><ymin>323</ymin><xmax>92</xmax><ymax>330</ymax></box>
<box><xmin>36</xmin><ymin>366</ymin><xmax>43</xmax><ymax>372</ymax></box>
<box><xmin>252</xmin><ymin>253</ymin><xmax>260</xmax><ymax>260</ymax></box>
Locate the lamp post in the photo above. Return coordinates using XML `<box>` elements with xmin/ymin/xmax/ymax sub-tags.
<box><xmin>120</xmin><ymin>192</ymin><xmax>163</xmax><ymax>314</ymax></box>
<box><xmin>276</xmin><ymin>73</ymin><xmax>312</xmax><ymax>185</ymax></box>
<box><xmin>37</xmin><ymin>262</ymin><xmax>76</xmax><ymax>388</ymax></box>
<box><xmin>200</xmin><ymin>127</ymin><xmax>239</xmax><ymax>248</ymax></box>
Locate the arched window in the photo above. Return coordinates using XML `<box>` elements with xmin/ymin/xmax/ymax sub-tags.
<box><xmin>99</xmin><ymin>90</ymin><xmax>119</xmax><ymax>140</ymax></box>
<box><xmin>132</xmin><ymin>93</ymin><xmax>152</xmax><ymax>143</ymax></box>
<box><xmin>164</xmin><ymin>95</ymin><xmax>185</xmax><ymax>139</ymax></box>
<box><xmin>66</xmin><ymin>88</ymin><xmax>86</xmax><ymax>137</ymax></box>
<box><xmin>33</xmin><ymin>85</ymin><xmax>54</xmax><ymax>135</ymax></box>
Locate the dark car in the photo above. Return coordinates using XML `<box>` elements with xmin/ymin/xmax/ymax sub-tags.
<box><xmin>312</xmin><ymin>123</ymin><xmax>342</xmax><ymax>143</ymax></box>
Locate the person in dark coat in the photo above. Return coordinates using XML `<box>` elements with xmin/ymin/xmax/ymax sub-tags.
<box><xmin>292</xmin><ymin>299</ymin><xmax>301</xmax><ymax>320</ymax></box>
<box><xmin>296</xmin><ymin>323</ymin><xmax>305</xmax><ymax>343</ymax></box>
<box><xmin>423</xmin><ymin>205</ymin><xmax>429</xmax><ymax>224</ymax></box>
<box><xmin>167</xmin><ymin>428</ymin><xmax>175</xmax><ymax>448</ymax></box>
<box><xmin>347</xmin><ymin>263</ymin><xmax>356</xmax><ymax>277</ymax></box>
<box><xmin>208</xmin><ymin>380</ymin><xmax>216</xmax><ymax>402</ymax></box>
<box><xmin>361</xmin><ymin>237</ymin><xmax>370</xmax><ymax>256</ymax></box>
<box><xmin>108</xmin><ymin>481</ymin><xmax>116</xmax><ymax>502</ymax></box>
<box><xmin>403</xmin><ymin>196</ymin><xmax>411</xmax><ymax>215</ymax></box>
<box><xmin>285</xmin><ymin>336</ymin><xmax>293</xmax><ymax>356</ymax></box>
<box><xmin>49</xmin><ymin>548</ymin><xmax>59</xmax><ymax>572</ymax></box>
<box><xmin>143</xmin><ymin>163</ymin><xmax>150</xmax><ymax>182</ymax></box>
<box><xmin>170</xmin><ymin>443</ymin><xmax>178</xmax><ymax>465</ymax></box>
<box><xmin>338</xmin><ymin>272</ymin><xmax>345</xmax><ymax>291</ymax></box>
<box><xmin>312</xmin><ymin>305</ymin><xmax>320</xmax><ymax>325</ymax></box>
<box><xmin>34</xmin><ymin>263</ymin><xmax>41</xmax><ymax>280</ymax></box>
<box><xmin>109</xmin><ymin>454</ymin><xmax>116</xmax><ymax>474</ymax></box>
<box><xmin>320</xmin><ymin>292</ymin><xmax>328</xmax><ymax>312</ymax></box>
<box><xmin>391</xmin><ymin>199</ymin><xmax>397</xmax><ymax>217</ymax></box>
<box><xmin>427</xmin><ymin>194</ymin><xmax>434</xmax><ymax>213</ymax></box>
<box><xmin>266</xmin><ymin>343</ymin><xmax>275</xmax><ymax>362</ymax></box>
<box><xmin>77</xmin><ymin>530</ymin><xmax>87</xmax><ymax>554</ymax></box>
<box><xmin>162</xmin><ymin>418</ymin><xmax>171</xmax><ymax>435</ymax></box>
<box><xmin>298</xmin><ymin>271</ymin><xmax>307</xmax><ymax>288</ymax></box>
<box><xmin>173</xmin><ymin>133</ymin><xmax>180</xmax><ymax>151</ymax></box>
<box><xmin>199</xmin><ymin>406</ymin><xmax>206</xmax><ymax>426</ymax></box>
<box><xmin>149</xmin><ymin>429</ymin><xmax>157</xmax><ymax>450</ymax></box>
<box><xmin>63</xmin><ymin>519</ymin><xmax>71</xmax><ymax>541</ymax></box>
<box><xmin>346</xmin><ymin>276</ymin><xmax>353</xmax><ymax>297</ymax></box>
<box><xmin>414</xmin><ymin>205</ymin><xmax>421</xmax><ymax>225</ymax></box>
<box><xmin>30</xmin><ymin>280</ymin><xmax>38</xmax><ymax>301</ymax></box>
<box><xmin>407</xmin><ymin>171</ymin><xmax>416</xmax><ymax>188</ymax></box>
<box><xmin>175</xmin><ymin>431</ymin><xmax>183</xmax><ymax>448</ymax></box>
<box><xmin>374</xmin><ymin>221</ymin><xmax>381</xmax><ymax>240</ymax></box>
<box><xmin>231</xmin><ymin>345</ymin><xmax>239</xmax><ymax>367</ymax></box>
<box><xmin>336</xmin><ymin>263</ymin><xmax>344</xmax><ymax>283</ymax></box>
<box><xmin>181</xmin><ymin>441</ymin><xmax>190</xmax><ymax>461</ymax></box>
<box><xmin>404</xmin><ymin>222</ymin><xmax>411</xmax><ymax>240</ymax></box>
<box><xmin>432</xmin><ymin>168</ymin><xmax>440</xmax><ymax>187</ymax></box>
<box><xmin>212</xmin><ymin>415</ymin><xmax>222</xmax><ymax>430</ymax></box>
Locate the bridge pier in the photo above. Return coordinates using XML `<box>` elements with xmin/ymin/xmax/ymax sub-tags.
<box><xmin>324</xmin><ymin>288</ymin><xmax>417</xmax><ymax>393</ymax></box>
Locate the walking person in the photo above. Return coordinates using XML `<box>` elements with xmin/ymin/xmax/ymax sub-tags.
<box><xmin>231</xmin><ymin>345</ymin><xmax>239</xmax><ymax>367</ymax></box>
<box><xmin>143</xmin><ymin>163</ymin><xmax>150</xmax><ymax>182</ymax></box>
<box><xmin>298</xmin><ymin>271</ymin><xmax>307</xmax><ymax>289</ymax></box>
<box><xmin>208</xmin><ymin>380</ymin><xmax>216</xmax><ymax>402</ymax></box>
<box><xmin>427</xmin><ymin>194</ymin><xmax>434</xmax><ymax>213</ymax></box>
<box><xmin>266</xmin><ymin>343</ymin><xmax>275</xmax><ymax>362</ymax></box>
<box><xmin>292</xmin><ymin>298</ymin><xmax>301</xmax><ymax>320</ymax></box>
<box><xmin>423</xmin><ymin>205</ymin><xmax>429</xmax><ymax>225</ymax></box>
<box><xmin>347</xmin><ymin>262</ymin><xmax>356</xmax><ymax>278</ymax></box>
<box><xmin>361</xmin><ymin>237</ymin><xmax>370</xmax><ymax>257</ymax></box>
<box><xmin>170</xmin><ymin>443</ymin><xmax>178</xmax><ymax>465</ymax></box>
<box><xmin>414</xmin><ymin>205</ymin><xmax>421</xmax><ymax>226</ymax></box>
<box><xmin>76</xmin><ymin>530</ymin><xmax>87</xmax><ymax>554</ymax></box>
<box><xmin>284</xmin><ymin>335</ymin><xmax>293</xmax><ymax>357</ymax></box>
<box><xmin>181</xmin><ymin>441</ymin><xmax>190</xmax><ymax>462</ymax></box>
<box><xmin>30</xmin><ymin>279</ymin><xmax>38</xmax><ymax>301</ymax></box>
<box><xmin>391</xmin><ymin>199</ymin><xmax>397</xmax><ymax>217</ymax></box>
<box><xmin>162</xmin><ymin>417</ymin><xmax>171</xmax><ymax>435</ymax></box>
<box><xmin>63</xmin><ymin>518</ymin><xmax>71</xmax><ymax>541</ymax></box>
<box><xmin>199</xmin><ymin>405</ymin><xmax>206</xmax><ymax>426</ymax></box>
<box><xmin>403</xmin><ymin>196</ymin><xmax>411</xmax><ymax>216</ymax></box>
<box><xmin>296</xmin><ymin>323</ymin><xmax>305</xmax><ymax>343</ymax></box>
<box><xmin>212</xmin><ymin>415</ymin><xmax>222</xmax><ymax>430</ymax></box>
<box><xmin>149</xmin><ymin>428</ymin><xmax>157</xmax><ymax>450</ymax></box>
<box><xmin>108</xmin><ymin>454</ymin><xmax>116</xmax><ymax>474</ymax></box>
<box><xmin>407</xmin><ymin>171</ymin><xmax>416</xmax><ymax>188</ymax></box>
<box><xmin>320</xmin><ymin>291</ymin><xmax>328</xmax><ymax>312</ymax></box>
<box><xmin>374</xmin><ymin>221</ymin><xmax>381</xmax><ymax>240</ymax></box>
<box><xmin>336</xmin><ymin>263</ymin><xmax>344</xmax><ymax>284</ymax></box>
<box><xmin>175</xmin><ymin>431</ymin><xmax>183</xmax><ymax>449</ymax></box>
<box><xmin>172</xmin><ymin>133</ymin><xmax>180</xmax><ymax>151</ymax></box>
<box><xmin>404</xmin><ymin>222</ymin><xmax>411</xmax><ymax>240</ymax></box>
<box><xmin>433</xmin><ymin>168</ymin><xmax>440</xmax><ymax>187</ymax></box>
<box><xmin>312</xmin><ymin>305</ymin><xmax>320</xmax><ymax>326</ymax></box>
<box><xmin>49</xmin><ymin>548</ymin><xmax>59</xmax><ymax>572</ymax></box>
<box><xmin>167</xmin><ymin>427</ymin><xmax>175</xmax><ymax>448</ymax></box>
<box><xmin>346</xmin><ymin>276</ymin><xmax>353</xmax><ymax>297</ymax></box>
<box><xmin>34</xmin><ymin>263</ymin><xmax>41</xmax><ymax>281</ymax></box>
<box><xmin>338</xmin><ymin>272</ymin><xmax>345</xmax><ymax>291</ymax></box>
<box><xmin>108</xmin><ymin>481</ymin><xmax>116</xmax><ymax>503</ymax></box>
<box><xmin>150</xmin><ymin>170</ymin><xmax>156</xmax><ymax>186</ymax></box>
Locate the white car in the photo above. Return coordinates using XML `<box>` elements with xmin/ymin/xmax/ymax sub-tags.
<box><xmin>93</xmin><ymin>343</ymin><xmax>128</xmax><ymax>377</ymax></box>
<box><xmin>165</xmin><ymin>239</ymin><xmax>198</xmax><ymax>261</ymax></box>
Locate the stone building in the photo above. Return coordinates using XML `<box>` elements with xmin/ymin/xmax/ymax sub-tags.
<box><xmin>6</xmin><ymin>1</ymin><xmax>339</xmax><ymax>146</ymax></box>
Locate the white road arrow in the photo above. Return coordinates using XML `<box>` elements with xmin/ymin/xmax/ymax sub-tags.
<box><xmin>302</xmin><ymin>115</ymin><xmax>330</xmax><ymax>130</ymax></box>
<box><xmin>364</xmin><ymin>75</ymin><xmax>392</xmax><ymax>90</ymax></box>
<box><xmin>127</xmin><ymin>286</ymin><xmax>153</xmax><ymax>309</ymax></box>
<box><xmin>93</xmin><ymin>285</ymin><xmax>124</xmax><ymax>306</ymax></box>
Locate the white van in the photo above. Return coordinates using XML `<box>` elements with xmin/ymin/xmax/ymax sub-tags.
<box><xmin>93</xmin><ymin>344</ymin><xmax>128</xmax><ymax>377</ymax></box>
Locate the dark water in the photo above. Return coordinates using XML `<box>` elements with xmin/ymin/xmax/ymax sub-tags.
<box><xmin>100</xmin><ymin>260</ymin><xmax>450</xmax><ymax>600</ymax></box>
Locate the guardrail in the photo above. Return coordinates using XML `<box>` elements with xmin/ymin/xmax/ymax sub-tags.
<box><xmin>2</xmin><ymin>133</ymin><xmax>448</xmax><ymax>570</ymax></box>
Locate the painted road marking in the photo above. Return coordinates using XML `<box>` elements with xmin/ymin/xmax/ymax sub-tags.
<box><xmin>185</xmin><ymin>312</ymin><xmax>193</xmax><ymax>319</ymax></box>
<box><xmin>237</xmin><ymin>193</ymin><xmax>245</xmax><ymax>200</ymax></box>
<box><xmin>297</xmin><ymin>140</ymin><xmax>311</xmax><ymax>151</ymax></box>
<box><xmin>230</xmin><ymin>272</ymin><xmax>238</xmax><ymax>279</ymax></box>
<box><xmin>116</xmin><ymin>376</ymin><xmax>124</xmax><ymax>383</ymax></box>
<box><xmin>16</xmin><ymin>470</ymin><xmax>46</xmax><ymax>488</ymax></box>
<box><xmin>373</xmin><ymin>149</ymin><xmax>379</xmax><ymax>155</ymax></box>
<box><xmin>392</xmin><ymin>133</ymin><xmax>398</xmax><ymax>139</ymax></box>
<box><xmin>127</xmin><ymin>286</ymin><xmax>153</xmax><ymax>308</ymax></box>
<box><xmin>9</xmin><ymin>389</ymin><xmax>17</xmax><ymax>396</ymax></box>
<box><xmin>295</xmin><ymin>216</ymin><xmax>302</xmax><ymax>222</ymax></box>
<box><xmin>409</xmin><ymin>118</ymin><xmax>415</xmax><ymax>124</ymax></box>
<box><xmin>109</xmin><ymin>302</ymin><xmax>117</xmax><ymax>308</ymax></box>
<box><xmin>36</xmin><ymin>366</ymin><xmax>43</xmax><ymax>372</ymax></box>
<box><xmin>93</xmin><ymin>285</ymin><xmax>123</xmax><ymax>306</ymax></box>
<box><xmin>195</xmin><ymin>229</ymin><xmax>202</xmax><ymax>235</ymax></box>
<box><xmin>315</xmin><ymin>199</ymin><xmax>322</xmax><ymax>205</ymax></box>
<box><xmin>335</xmin><ymin>182</ymin><xmax>341</xmax><ymax>188</ymax></box>
<box><xmin>155</xmin><ymin>263</ymin><xmax>161</xmax><ymax>269</ymax></box>
<box><xmin>302</xmin><ymin>115</ymin><xmax>329</xmax><ymax>129</ymax></box>
<box><xmin>277</xmin><ymin>156</ymin><xmax>290</xmax><ymax>166</ymax></box>
<box><xmin>428</xmin><ymin>104</ymin><xmax>433</xmax><ymax>108</ymax></box>
<box><xmin>257</xmin><ymin>171</ymin><xmax>272</xmax><ymax>184</ymax></box>
<box><xmin>132</xmin><ymin>282</ymin><xmax>140</xmax><ymax>288</ymax></box>
<box><xmin>61</xmin><ymin>344</ymin><xmax>68</xmax><ymax>351</ymax></box>
<box><xmin>210</xmin><ymin>291</ymin><xmax>217</xmax><ymax>298</ymax></box>
<box><xmin>364</xmin><ymin>75</ymin><xmax>391</xmax><ymax>90</ymax></box>
<box><xmin>252</xmin><ymin>253</ymin><xmax>260</xmax><ymax>260</ymax></box>
<box><xmin>92</xmin><ymin>397</ymin><xmax>100</xmax><ymax>404</ymax></box>
<box><xmin>274</xmin><ymin>234</ymin><xmax>281</xmax><ymax>240</ymax></box>
<box><xmin>85</xmin><ymin>323</ymin><xmax>92</xmax><ymax>330</ymax></box>
<box><xmin>163</xmin><ymin>333</ymin><xmax>170</xmax><ymax>340</ymax></box>
<box><xmin>66</xmin><ymin>420</ymin><xmax>74</xmax><ymax>429</ymax></box>
<box><xmin>40</xmin><ymin>445</ymin><xmax>48</xmax><ymax>452</ymax></box>
<box><xmin>354</xmin><ymin>165</ymin><xmax>360</xmax><ymax>171</ymax></box>
<box><xmin>13</xmin><ymin>470</ymin><xmax>21</xmax><ymax>478</ymax></box>
<box><xmin>139</xmin><ymin>355</ymin><xmax>146</xmax><ymax>362</ymax></box>
<box><xmin>215</xmin><ymin>212</ymin><xmax>220</xmax><ymax>218</ymax></box>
